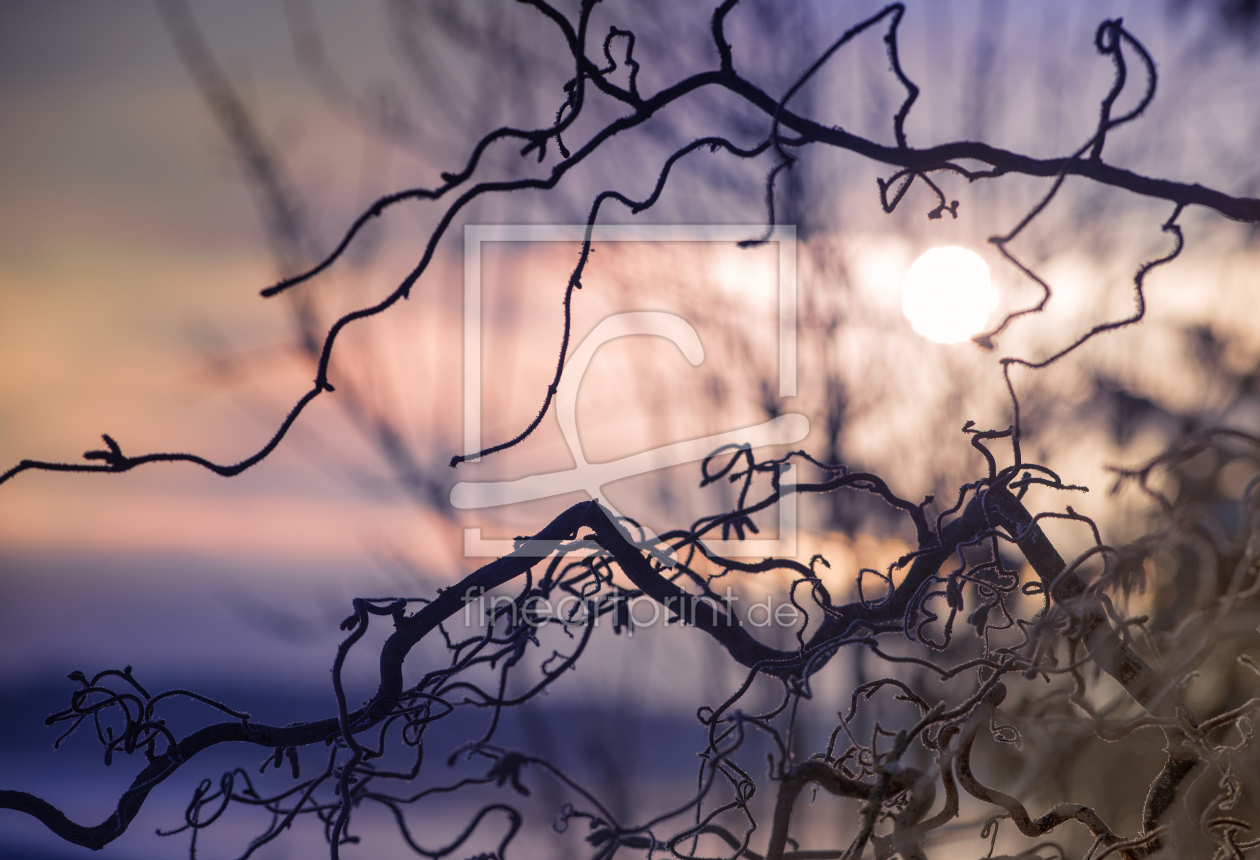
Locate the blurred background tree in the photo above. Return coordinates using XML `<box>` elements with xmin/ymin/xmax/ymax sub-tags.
<box><xmin>3</xmin><ymin>2</ymin><xmax>1260</xmax><ymax>859</ymax></box>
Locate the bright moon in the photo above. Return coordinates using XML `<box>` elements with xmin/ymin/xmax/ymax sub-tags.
<box><xmin>901</xmin><ymin>246</ymin><xmax>997</xmax><ymax>344</ymax></box>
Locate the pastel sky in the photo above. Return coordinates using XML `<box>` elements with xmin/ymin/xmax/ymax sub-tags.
<box><xmin>2</xmin><ymin>4</ymin><xmax>1260</xmax><ymax>859</ymax></box>
<box><xmin>2</xmin><ymin>1</ymin><xmax>1258</xmax><ymax>685</ymax></box>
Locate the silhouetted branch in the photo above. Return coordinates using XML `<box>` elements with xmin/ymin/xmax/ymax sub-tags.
<box><xmin>6</xmin><ymin>4</ymin><xmax>1260</xmax><ymax>858</ymax></box>
<box><xmin>3</xmin><ymin>3</ymin><xmax>1258</xmax><ymax>486</ymax></box>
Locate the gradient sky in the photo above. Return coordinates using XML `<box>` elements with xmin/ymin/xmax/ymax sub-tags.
<box><xmin>1</xmin><ymin>0</ymin><xmax>1258</xmax><ymax>673</ymax></box>
<box><xmin>2</xmin><ymin>3</ymin><xmax>1259</xmax><ymax>856</ymax></box>
<box><xmin>3</xmin><ymin>0</ymin><xmax>1257</xmax><ymax>566</ymax></box>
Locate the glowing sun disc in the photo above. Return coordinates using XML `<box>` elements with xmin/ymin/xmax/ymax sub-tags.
<box><xmin>901</xmin><ymin>246</ymin><xmax>997</xmax><ymax>344</ymax></box>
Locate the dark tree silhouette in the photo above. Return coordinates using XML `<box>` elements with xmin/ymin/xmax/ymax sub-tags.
<box><xmin>4</xmin><ymin>3</ymin><xmax>1260</xmax><ymax>859</ymax></box>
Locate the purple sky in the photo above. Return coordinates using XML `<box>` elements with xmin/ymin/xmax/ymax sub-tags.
<box><xmin>3</xmin><ymin>2</ymin><xmax>1260</xmax><ymax>857</ymax></box>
